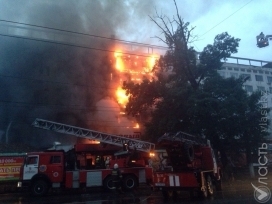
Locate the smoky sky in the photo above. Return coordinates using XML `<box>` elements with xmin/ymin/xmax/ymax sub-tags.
<box><xmin>0</xmin><ymin>0</ymin><xmax>157</xmax><ymax>147</ymax></box>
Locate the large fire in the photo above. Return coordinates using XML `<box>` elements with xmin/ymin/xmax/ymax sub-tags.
<box><xmin>113</xmin><ymin>49</ymin><xmax>158</xmax><ymax>133</ymax></box>
<box><xmin>91</xmin><ymin>45</ymin><xmax>161</xmax><ymax>139</ymax></box>
<box><xmin>114</xmin><ymin>51</ymin><xmax>158</xmax><ymax>105</ymax></box>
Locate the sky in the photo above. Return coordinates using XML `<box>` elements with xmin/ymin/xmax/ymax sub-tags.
<box><xmin>125</xmin><ymin>0</ymin><xmax>272</xmax><ymax>64</ymax></box>
<box><xmin>172</xmin><ymin>0</ymin><xmax>272</xmax><ymax>63</ymax></box>
<box><xmin>0</xmin><ymin>0</ymin><xmax>271</xmax><ymax>62</ymax></box>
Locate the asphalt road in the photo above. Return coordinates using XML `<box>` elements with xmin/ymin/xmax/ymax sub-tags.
<box><xmin>0</xmin><ymin>180</ymin><xmax>271</xmax><ymax>204</ymax></box>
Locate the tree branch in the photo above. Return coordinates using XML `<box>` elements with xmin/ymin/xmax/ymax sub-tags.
<box><xmin>153</xmin><ymin>35</ymin><xmax>167</xmax><ymax>44</ymax></box>
<box><xmin>186</xmin><ymin>26</ymin><xmax>196</xmax><ymax>43</ymax></box>
<box><xmin>149</xmin><ymin>12</ymin><xmax>173</xmax><ymax>46</ymax></box>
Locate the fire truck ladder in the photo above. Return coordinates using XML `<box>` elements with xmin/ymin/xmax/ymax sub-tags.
<box><xmin>158</xmin><ymin>131</ymin><xmax>208</xmax><ymax>146</ymax></box>
<box><xmin>32</xmin><ymin>118</ymin><xmax>155</xmax><ymax>153</ymax></box>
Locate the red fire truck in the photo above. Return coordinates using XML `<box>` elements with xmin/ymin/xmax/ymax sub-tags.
<box><xmin>17</xmin><ymin>118</ymin><xmax>155</xmax><ymax>196</ymax></box>
<box><xmin>151</xmin><ymin>131</ymin><xmax>222</xmax><ymax>200</ymax></box>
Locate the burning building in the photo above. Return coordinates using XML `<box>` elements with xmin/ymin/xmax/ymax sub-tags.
<box><xmin>91</xmin><ymin>41</ymin><xmax>161</xmax><ymax>139</ymax></box>
<box><xmin>0</xmin><ymin>0</ymin><xmax>165</xmax><ymax>147</ymax></box>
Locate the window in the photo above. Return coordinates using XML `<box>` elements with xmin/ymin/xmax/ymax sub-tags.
<box><xmin>228</xmin><ymin>67</ymin><xmax>232</xmax><ymax>70</ymax></box>
<box><xmin>257</xmin><ymin>86</ymin><xmax>265</xmax><ymax>91</ymax></box>
<box><xmin>247</xmin><ymin>69</ymin><xmax>251</xmax><ymax>73</ymax></box>
<box><xmin>245</xmin><ymin>85</ymin><xmax>253</xmax><ymax>92</ymax></box>
<box><xmin>259</xmin><ymin>70</ymin><xmax>263</xmax><ymax>74</ymax></box>
<box><xmin>234</xmin><ymin>68</ymin><xmax>239</xmax><ymax>71</ymax></box>
<box><xmin>265</xmin><ymin>71</ymin><xmax>269</xmax><ymax>74</ymax></box>
<box><xmin>269</xmin><ymin>87</ymin><xmax>272</xmax><ymax>94</ymax></box>
<box><xmin>230</xmin><ymin>72</ymin><xmax>238</xmax><ymax>78</ymax></box>
<box><xmin>218</xmin><ymin>71</ymin><xmax>225</xmax><ymax>78</ymax></box>
<box><xmin>240</xmin><ymin>69</ymin><xmax>245</xmax><ymax>72</ymax></box>
<box><xmin>255</xmin><ymin>75</ymin><xmax>263</xmax><ymax>81</ymax></box>
<box><xmin>253</xmin><ymin>70</ymin><xmax>257</xmax><ymax>73</ymax></box>
<box><xmin>267</xmin><ymin>76</ymin><xmax>272</xmax><ymax>83</ymax></box>
<box><xmin>27</xmin><ymin>156</ymin><xmax>38</xmax><ymax>165</ymax></box>
<box><xmin>240</xmin><ymin>74</ymin><xmax>251</xmax><ymax>81</ymax></box>
<box><xmin>50</xmin><ymin>156</ymin><xmax>61</xmax><ymax>164</ymax></box>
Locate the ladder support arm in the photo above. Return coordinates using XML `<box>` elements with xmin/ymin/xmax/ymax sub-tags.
<box><xmin>32</xmin><ymin>118</ymin><xmax>155</xmax><ymax>153</ymax></box>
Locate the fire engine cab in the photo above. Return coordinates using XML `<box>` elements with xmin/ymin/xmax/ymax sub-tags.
<box><xmin>17</xmin><ymin>119</ymin><xmax>155</xmax><ymax>196</ymax></box>
<box><xmin>151</xmin><ymin>132</ymin><xmax>222</xmax><ymax>200</ymax></box>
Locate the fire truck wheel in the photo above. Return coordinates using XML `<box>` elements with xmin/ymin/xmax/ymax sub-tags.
<box><xmin>123</xmin><ymin>175</ymin><xmax>137</xmax><ymax>190</ymax></box>
<box><xmin>31</xmin><ymin>180</ymin><xmax>49</xmax><ymax>196</ymax></box>
<box><xmin>206</xmin><ymin>175</ymin><xmax>214</xmax><ymax>196</ymax></box>
<box><xmin>184</xmin><ymin>142</ymin><xmax>194</xmax><ymax>162</ymax></box>
<box><xmin>103</xmin><ymin>176</ymin><xmax>115</xmax><ymax>191</ymax></box>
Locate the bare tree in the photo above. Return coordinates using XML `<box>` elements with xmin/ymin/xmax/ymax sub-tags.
<box><xmin>149</xmin><ymin>0</ymin><xmax>240</xmax><ymax>90</ymax></box>
<box><xmin>149</xmin><ymin>0</ymin><xmax>199</xmax><ymax>89</ymax></box>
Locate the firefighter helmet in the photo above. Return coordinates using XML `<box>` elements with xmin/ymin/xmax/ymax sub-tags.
<box><xmin>114</xmin><ymin>163</ymin><xmax>118</xmax><ymax>169</ymax></box>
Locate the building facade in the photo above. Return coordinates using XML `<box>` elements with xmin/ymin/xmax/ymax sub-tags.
<box><xmin>217</xmin><ymin>56</ymin><xmax>272</xmax><ymax>141</ymax></box>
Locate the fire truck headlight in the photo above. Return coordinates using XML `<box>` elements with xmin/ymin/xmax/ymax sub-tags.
<box><xmin>149</xmin><ymin>152</ymin><xmax>155</xmax><ymax>157</ymax></box>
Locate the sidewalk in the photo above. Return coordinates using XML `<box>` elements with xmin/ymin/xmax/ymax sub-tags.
<box><xmin>221</xmin><ymin>172</ymin><xmax>272</xmax><ymax>191</ymax></box>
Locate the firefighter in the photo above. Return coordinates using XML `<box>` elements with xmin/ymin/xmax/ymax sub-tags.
<box><xmin>111</xmin><ymin>163</ymin><xmax>123</xmax><ymax>191</ymax></box>
<box><xmin>105</xmin><ymin>157</ymin><xmax>110</xmax><ymax>169</ymax></box>
<box><xmin>259</xmin><ymin>32</ymin><xmax>265</xmax><ymax>41</ymax></box>
<box><xmin>95</xmin><ymin>155</ymin><xmax>102</xmax><ymax>168</ymax></box>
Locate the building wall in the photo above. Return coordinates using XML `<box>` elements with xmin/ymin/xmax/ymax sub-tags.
<box><xmin>217</xmin><ymin>59</ymin><xmax>272</xmax><ymax>140</ymax></box>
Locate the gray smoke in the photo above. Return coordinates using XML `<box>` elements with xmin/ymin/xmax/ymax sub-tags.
<box><xmin>0</xmin><ymin>0</ymin><xmax>157</xmax><ymax>147</ymax></box>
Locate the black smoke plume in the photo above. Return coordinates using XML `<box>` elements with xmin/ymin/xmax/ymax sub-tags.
<box><xmin>0</xmin><ymin>0</ymin><xmax>157</xmax><ymax>148</ymax></box>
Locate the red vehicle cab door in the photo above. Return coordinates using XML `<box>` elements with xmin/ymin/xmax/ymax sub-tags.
<box><xmin>45</xmin><ymin>155</ymin><xmax>64</xmax><ymax>183</ymax></box>
<box><xmin>23</xmin><ymin>155</ymin><xmax>39</xmax><ymax>180</ymax></box>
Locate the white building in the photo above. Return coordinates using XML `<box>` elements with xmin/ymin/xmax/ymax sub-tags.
<box><xmin>217</xmin><ymin>56</ymin><xmax>272</xmax><ymax>141</ymax></box>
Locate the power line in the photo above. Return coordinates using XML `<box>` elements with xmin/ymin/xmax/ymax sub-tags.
<box><xmin>0</xmin><ymin>19</ymin><xmax>168</xmax><ymax>50</ymax></box>
<box><xmin>200</xmin><ymin>0</ymin><xmax>253</xmax><ymax>37</ymax></box>
<box><xmin>0</xmin><ymin>34</ymin><xmax>159</xmax><ymax>113</ymax></box>
<box><xmin>0</xmin><ymin>20</ymin><xmax>159</xmax><ymax>119</ymax></box>
<box><xmin>0</xmin><ymin>20</ymin><xmax>151</xmax><ymax>128</ymax></box>
<box><xmin>0</xmin><ymin>73</ymin><xmax>117</xmax><ymax>91</ymax></box>
<box><xmin>0</xmin><ymin>100</ymin><xmax>126</xmax><ymax>111</ymax></box>
<box><xmin>0</xmin><ymin>33</ymin><xmax>161</xmax><ymax>58</ymax></box>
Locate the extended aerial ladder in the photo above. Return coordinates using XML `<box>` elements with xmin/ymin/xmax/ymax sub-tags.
<box><xmin>32</xmin><ymin>118</ymin><xmax>155</xmax><ymax>153</ymax></box>
<box><xmin>256</xmin><ymin>32</ymin><xmax>272</xmax><ymax>48</ymax></box>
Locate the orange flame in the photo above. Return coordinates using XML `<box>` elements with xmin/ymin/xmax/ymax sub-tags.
<box><xmin>116</xmin><ymin>86</ymin><xmax>128</xmax><ymax>107</ymax></box>
<box><xmin>147</xmin><ymin>55</ymin><xmax>157</xmax><ymax>71</ymax></box>
<box><xmin>114</xmin><ymin>51</ymin><xmax>124</xmax><ymax>72</ymax></box>
<box><xmin>133</xmin><ymin>123</ymin><xmax>140</xmax><ymax>129</ymax></box>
